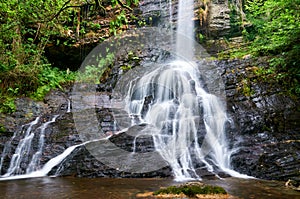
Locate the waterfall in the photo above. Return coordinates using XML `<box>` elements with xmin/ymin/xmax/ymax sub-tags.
<box><xmin>0</xmin><ymin>141</ymin><xmax>90</xmax><ymax>181</ymax></box>
<box><xmin>26</xmin><ymin>115</ymin><xmax>59</xmax><ymax>173</ymax></box>
<box><xmin>1</xmin><ymin>115</ymin><xmax>58</xmax><ymax>177</ymax></box>
<box><xmin>0</xmin><ymin>131</ymin><xmax>17</xmax><ymax>174</ymax></box>
<box><xmin>176</xmin><ymin>0</ymin><xmax>195</xmax><ymax>59</ymax></box>
<box><xmin>117</xmin><ymin>0</ymin><xmax>248</xmax><ymax>181</ymax></box>
<box><xmin>123</xmin><ymin>60</ymin><xmax>237</xmax><ymax>180</ymax></box>
<box><xmin>2</xmin><ymin>117</ymin><xmax>40</xmax><ymax>176</ymax></box>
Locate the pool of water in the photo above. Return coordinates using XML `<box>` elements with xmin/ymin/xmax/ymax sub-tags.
<box><xmin>0</xmin><ymin>177</ymin><xmax>299</xmax><ymax>198</ymax></box>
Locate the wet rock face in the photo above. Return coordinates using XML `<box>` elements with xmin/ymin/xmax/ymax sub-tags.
<box><xmin>208</xmin><ymin>1</ymin><xmax>231</xmax><ymax>38</ymax></box>
<box><xmin>48</xmin><ymin>144</ymin><xmax>172</xmax><ymax>178</ymax></box>
<box><xmin>0</xmin><ymin>98</ymin><xmax>46</xmax><ymax>168</ymax></box>
<box><xmin>46</xmin><ymin>109</ymin><xmax>171</xmax><ymax>178</ymax></box>
<box><xmin>0</xmin><ymin>98</ymin><xmax>46</xmax><ymax>133</ymax></box>
<box><xmin>138</xmin><ymin>0</ymin><xmax>242</xmax><ymax>38</ymax></box>
<box><xmin>44</xmin><ymin>89</ymin><xmax>71</xmax><ymax>113</ymax></box>
<box><xmin>51</xmin><ymin>58</ymin><xmax>299</xmax><ymax>181</ymax></box>
<box><xmin>217</xmin><ymin>58</ymin><xmax>300</xmax><ymax>181</ymax></box>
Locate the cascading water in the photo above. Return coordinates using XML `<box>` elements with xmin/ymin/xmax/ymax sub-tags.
<box><xmin>0</xmin><ymin>113</ymin><xmax>94</xmax><ymax>181</ymax></box>
<box><xmin>123</xmin><ymin>60</ymin><xmax>237</xmax><ymax>180</ymax></box>
<box><xmin>176</xmin><ymin>0</ymin><xmax>195</xmax><ymax>59</ymax></box>
<box><xmin>26</xmin><ymin>115</ymin><xmax>59</xmax><ymax>173</ymax></box>
<box><xmin>1</xmin><ymin>117</ymin><xmax>40</xmax><ymax>176</ymax></box>
<box><xmin>119</xmin><ymin>0</ymin><xmax>247</xmax><ymax>181</ymax></box>
<box><xmin>0</xmin><ymin>140</ymin><xmax>93</xmax><ymax>181</ymax></box>
<box><xmin>0</xmin><ymin>115</ymin><xmax>58</xmax><ymax>177</ymax></box>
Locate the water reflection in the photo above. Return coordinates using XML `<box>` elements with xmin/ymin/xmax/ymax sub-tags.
<box><xmin>0</xmin><ymin>177</ymin><xmax>299</xmax><ymax>199</ymax></box>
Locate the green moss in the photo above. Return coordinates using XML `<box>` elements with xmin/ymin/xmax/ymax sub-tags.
<box><xmin>153</xmin><ymin>184</ymin><xmax>227</xmax><ymax>197</ymax></box>
<box><xmin>0</xmin><ymin>124</ymin><xmax>6</xmax><ymax>134</ymax></box>
<box><xmin>240</xmin><ymin>79</ymin><xmax>254</xmax><ymax>97</ymax></box>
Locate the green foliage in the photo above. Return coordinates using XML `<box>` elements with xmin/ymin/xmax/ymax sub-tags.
<box><xmin>125</xmin><ymin>0</ymin><xmax>139</xmax><ymax>7</ymax></box>
<box><xmin>0</xmin><ymin>0</ymin><xmax>73</xmax><ymax>70</ymax></box>
<box><xmin>245</xmin><ymin>0</ymin><xmax>300</xmax><ymax>57</ymax></box>
<box><xmin>241</xmin><ymin>79</ymin><xmax>254</xmax><ymax>97</ymax></box>
<box><xmin>88</xmin><ymin>22</ymin><xmax>101</xmax><ymax>31</ymax></box>
<box><xmin>109</xmin><ymin>0</ymin><xmax>140</xmax><ymax>35</ymax></box>
<box><xmin>111</xmin><ymin>0</ymin><xmax>119</xmax><ymax>7</ymax></box>
<box><xmin>120</xmin><ymin>51</ymin><xmax>139</xmax><ymax>71</ymax></box>
<box><xmin>241</xmin><ymin>0</ymin><xmax>300</xmax><ymax>95</ymax></box>
<box><xmin>228</xmin><ymin>3</ymin><xmax>243</xmax><ymax>37</ymax></box>
<box><xmin>153</xmin><ymin>184</ymin><xmax>227</xmax><ymax>197</ymax></box>
<box><xmin>0</xmin><ymin>0</ymin><xmax>140</xmax><ymax>113</ymax></box>
<box><xmin>32</xmin><ymin>65</ymin><xmax>75</xmax><ymax>100</ymax></box>
<box><xmin>127</xmin><ymin>51</ymin><xmax>140</xmax><ymax>61</ymax></box>
<box><xmin>0</xmin><ymin>97</ymin><xmax>16</xmax><ymax>114</ymax></box>
<box><xmin>120</xmin><ymin>65</ymin><xmax>132</xmax><ymax>71</ymax></box>
<box><xmin>76</xmin><ymin>52</ymin><xmax>115</xmax><ymax>84</ymax></box>
<box><xmin>110</xmin><ymin>11</ymin><xmax>128</xmax><ymax>35</ymax></box>
<box><xmin>0</xmin><ymin>64</ymin><xmax>75</xmax><ymax>111</ymax></box>
<box><xmin>0</xmin><ymin>125</ymin><xmax>6</xmax><ymax>134</ymax></box>
<box><xmin>0</xmin><ymin>0</ymin><xmax>81</xmax><ymax>112</ymax></box>
<box><xmin>198</xmin><ymin>33</ymin><xmax>205</xmax><ymax>43</ymax></box>
<box><xmin>111</xmin><ymin>0</ymin><xmax>139</xmax><ymax>8</ymax></box>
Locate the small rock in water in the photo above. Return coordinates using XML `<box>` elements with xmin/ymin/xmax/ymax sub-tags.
<box><xmin>136</xmin><ymin>182</ymin><xmax>233</xmax><ymax>198</ymax></box>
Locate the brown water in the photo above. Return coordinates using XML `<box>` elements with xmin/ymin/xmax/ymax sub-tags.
<box><xmin>0</xmin><ymin>177</ymin><xmax>299</xmax><ymax>199</ymax></box>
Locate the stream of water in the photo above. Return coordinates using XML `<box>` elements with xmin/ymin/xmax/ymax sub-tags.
<box><xmin>0</xmin><ymin>177</ymin><xmax>298</xmax><ymax>199</ymax></box>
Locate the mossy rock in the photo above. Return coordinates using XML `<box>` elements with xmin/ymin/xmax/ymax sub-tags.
<box><xmin>0</xmin><ymin>124</ymin><xmax>6</xmax><ymax>134</ymax></box>
<box><xmin>153</xmin><ymin>182</ymin><xmax>227</xmax><ymax>198</ymax></box>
